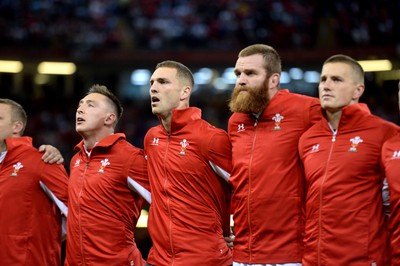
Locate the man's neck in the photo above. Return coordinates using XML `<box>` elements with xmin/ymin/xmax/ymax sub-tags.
<box><xmin>326</xmin><ymin>110</ymin><xmax>342</xmax><ymax>130</ymax></box>
<box><xmin>161</xmin><ymin>118</ymin><xmax>171</xmax><ymax>132</ymax></box>
<box><xmin>82</xmin><ymin>131</ymin><xmax>113</xmax><ymax>149</ymax></box>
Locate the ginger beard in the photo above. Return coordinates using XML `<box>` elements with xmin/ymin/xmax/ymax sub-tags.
<box><xmin>229</xmin><ymin>79</ymin><xmax>270</xmax><ymax>114</ymax></box>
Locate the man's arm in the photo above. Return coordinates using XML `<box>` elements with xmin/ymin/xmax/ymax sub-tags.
<box><xmin>207</xmin><ymin>130</ymin><xmax>232</xmax><ymax>181</ymax></box>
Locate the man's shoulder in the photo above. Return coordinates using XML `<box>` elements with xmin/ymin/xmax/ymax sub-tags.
<box><xmin>299</xmin><ymin>119</ymin><xmax>324</xmax><ymax>139</ymax></box>
<box><xmin>9</xmin><ymin>142</ymin><xmax>43</xmax><ymax>160</ymax></box>
<box><xmin>145</xmin><ymin>124</ymin><xmax>163</xmax><ymax>137</ymax></box>
<box><xmin>192</xmin><ymin>119</ymin><xmax>228</xmax><ymax>138</ymax></box>
<box><xmin>114</xmin><ymin>138</ymin><xmax>143</xmax><ymax>154</ymax></box>
<box><xmin>284</xmin><ymin>91</ymin><xmax>319</xmax><ymax>103</ymax></box>
<box><xmin>228</xmin><ymin>112</ymin><xmax>248</xmax><ymax>123</ymax></box>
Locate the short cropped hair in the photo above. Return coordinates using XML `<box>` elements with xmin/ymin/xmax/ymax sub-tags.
<box><xmin>239</xmin><ymin>44</ymin><xmax>282</xmax><ymax>77</ymax></box>
<box><xmin>87</xmin><ymin>84</ymin><xmax>123</xmax><ymax>122</ymax></box>
<box><xmin>155</xmin><ymin>60</ymin><xmax>194</xmax><ymax>88</ymax></box>
<box><xmin>323</xmin><ymin>54</ymin><xmax>365</xmax><ymax>84</ymax></box>
<box><xmin>0</xmin><ymin>98</ymin><xmax>27</xmax><ymax>135</ymax></box>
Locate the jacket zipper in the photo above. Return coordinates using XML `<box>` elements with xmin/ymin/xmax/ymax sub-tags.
<box><xmin>164</xmin><ymin>132</ymin><xmax>175</xmax><ymax>265</ymax></box>
<box><xmin>248</xmin><ymin>118</ymin><xmax>258</xmax><ymax>261</ymax></box>
<box><xmin>78</xmin><ymin>160</ymin><xmax>89</xmax><ymax>265</ymax></box>
<box><xmin>317</xmin><ymin>128</ymin><xmax>337</xmax><ymax>265</ymax></box>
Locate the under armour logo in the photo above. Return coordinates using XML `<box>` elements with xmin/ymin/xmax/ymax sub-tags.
<box><xmin>392</xmin><ymin>150</ymin><xmax>400</xmax><ymax>159</ymax></box>
<box><xmin>237</xmin><ymin>123</ymin><xmax>245</xmax><ymax>132</ymax></box>
<box><xmin>311</xmin><ymin>144</ymin><xmax>320</xmax><ymax>153</ymax></box>
<box><xmin>152</xmin><ymin>138</ymin><xmax>159</xmax><ymax>145</ymax></box>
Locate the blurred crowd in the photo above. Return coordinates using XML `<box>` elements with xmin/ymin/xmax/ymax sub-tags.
<box><xmin>0</xmin><ymin>0</ymin><xmax>399</xmax><ymax>54</ymax></box>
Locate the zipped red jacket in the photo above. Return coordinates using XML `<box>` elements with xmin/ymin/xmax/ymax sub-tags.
<box><xmin>145</xmin><ymin>107</ymin><xmax>232</xmax><ymax>266</ymax></box>
<box><xmin>0</xmin><ymin>137</ymin><xmax>69</xmax><ymax>265</ymax></box>
<box><xmin>65</xmin><ymin>133</ymin><xmax>148</xmax><ymax>266</ymax></box>
<box><xmin>299</xmin><ymin>104</ymin><xmax>398</xmax><ymax>266</ymax></box>
<box><xmin>382</xmin><ymin>134</ymin><xmax>400</xmax><ymax>265</ymax></box>
<box><xmin>228</xmin><ymin>89</ymin><xmax>321</xmax><ymax>264</ymax></box>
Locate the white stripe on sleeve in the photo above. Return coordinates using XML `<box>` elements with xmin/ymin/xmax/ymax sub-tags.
<box><xmin>39</xmin><ymin>181</ymin><xmax>68</xmax><ymax>217</ymax></box>
<box><xmin>127</xmin><ymin>176</ymin><xmax>152</xmax><ymax>204</ymax></box>
<box><xmin>209</xmin><ymin>161</ymin><xmax>230</xmax><ymax>182</ymax></box>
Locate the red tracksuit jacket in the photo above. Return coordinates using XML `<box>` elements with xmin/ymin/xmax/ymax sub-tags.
<box><xmin>65</xmin><ymin>133</ymin><xmax>148</xmax><ymax>266</ymax></box>
<box><xmin>145</xmin><ymin>107</ymin><xmax>232</xmax><ymax>266</ymax></box>
<box><xmin>382</xmin><ymin>134</ymin><xmax>400</xmax><ymax>265</ymax></box>
<box><xmin>0</xmin><ymin>137</ymin><xmax>69</xmax><ymax>265</ymax></box>
<box><xmin>299</xmin><ymin>104</ymin><xmax>398</xmax><ymax>266</ymax></box>
<box><xmin>228</xmin><ymin>89</ymin><xmax>321</xmax><ymax>264</ymax></box>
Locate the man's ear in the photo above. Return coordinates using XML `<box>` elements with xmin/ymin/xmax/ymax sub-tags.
<box><xmin>12</xmin><ymin>121</ymin><xmax>24</xmax><ymax>135</ymax></box>
<box><xmin>180</xmin><ymin>86</ymin><xmax>192</xmax><ymax>100</ymax></box>
<box><xmin>353</xmin><ymin>83</ymin><xmax>365</xmax><ymax>101</ymax></box>
<box><xmin>269</xmin><ymin>73</ymin><xmax>280</xmax><ymax>88</ymax></box>
<box><xmin>104</xmin><ymin>113</ymin><xmax>117</xmax><ymax>126</ymax></box>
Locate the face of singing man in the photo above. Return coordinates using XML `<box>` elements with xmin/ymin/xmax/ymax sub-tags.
<box><xmin>76</xmin><ymin>93</ymin><xmax>115</xmax><ymax>138</ymax></box>
<box><xmin>149</xmin><ymin>67</ymin><xmax>187</xmax><ymax>120</ymax></box>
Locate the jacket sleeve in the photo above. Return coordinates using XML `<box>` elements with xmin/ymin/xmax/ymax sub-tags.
<box><xmin>40</xmin><ymin>162</ymin><xmax>69</xmax><ymax>207</ymax></box>
<box><xmin>128</xmin><ymin>149</ymin><xmax>150</xmax><ymax>192</ymax></box>
<box><xmin>206</xmin><ymin>130</ymin><xmax>232</xmax><ymax>237</ymax></box>
<box><xmin>206</xmin><ymin>130</ymin><xmax>232</xmax><ymax>180</ymax></box>
<box><xmin>382</xmin><ymin>136</ymin><xmax>400</xmax><ymax>264</ymax></box>
<box><xmin>306</xmin><ymin>97</ymin><xmax>322</xmax><ymax>127</ymax></box>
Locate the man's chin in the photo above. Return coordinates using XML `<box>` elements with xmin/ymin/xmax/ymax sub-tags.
<box><xmin>76</xmin><ymin>126</ymin><xmax>85</xmax><ymax>135</ymax></box>
<box><xmin>230</xmin><ymin>101</ymin><xmax>266</xmax><ymax>114</ymax></box>
<box><xmin>151</xmin><ymin>109</ymin><xmax>160</xmax><ymax>116</ymax></box>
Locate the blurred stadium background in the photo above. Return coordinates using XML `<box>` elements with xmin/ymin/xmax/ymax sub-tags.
<box><xmin>0</xmin><ymin>0</ymin><xmax>400</xmax><ymax>260</ymax></box>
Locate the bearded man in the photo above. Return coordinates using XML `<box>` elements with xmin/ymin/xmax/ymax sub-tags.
<box><xmin>228</xmin><ymin>44</ymin><xmax>321</xmax><ymax>266</ymax></box>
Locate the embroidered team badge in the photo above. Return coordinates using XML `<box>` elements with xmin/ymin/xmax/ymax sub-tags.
<box><xmin>391</xmin><ymin>150</ymin><xmax>400</xmax><ymax>159</ymax></box>
<box><xmin>11</xmin><ymin>162</ymin><xmax>23</xmax><ymax>176</ymax></box>
<box><xmin>237</xmin><ymin>123</ymin><xmax>245</xmax><ymax>132</ymax></box>
<box><xmin>272</xmin><ymin>113</ymin><xmax>284</xmax><ymax>130</ymax></box>
<box><xmin>74</xmin><ymin>159</ymin><xmax>81</xmax><ymax>167</ymax></box>
<box><xmin>179</xmin><ymin>139</ymin><xmax>189</xmax><ymax>156</ymax></box>
<box><xmin>98</xmin><ymin>158</ymin><xmax>110</xmax><ymax>173</ymax></box>
<box><xmin>151</xmin><ymin>137</ymin><xmax>160</xmax><ymax>145</ymax></box>
<box><xmin>348</xmin><ymin>136</ymin><xmax>363</xmax><ymax>152</ymax></box>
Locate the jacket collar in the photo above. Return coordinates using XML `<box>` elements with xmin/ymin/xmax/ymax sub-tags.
<box><xmin>5</xmin><ymin>136</ymin><xmax>32</xmax><ymax>149</ymax></box>
<box><xmin>321</xmin><ymin>103</ymin><xmax>371</xmax><ymax>131</ymax></box>
<box><xmin>168</xmin><ymin>107</ymin><xmax>202</xmax><ymax>133</ymax></box>
<box><xmin>74</xmin><ymin>133</ymin><xmax>126</xmax><ymax>152</ymax></box>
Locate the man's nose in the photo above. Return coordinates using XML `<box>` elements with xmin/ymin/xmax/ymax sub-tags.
<box><xmin>236</xmin><ymin>75</ymin><xmax>247</xmax><ymax>86</ymax></box>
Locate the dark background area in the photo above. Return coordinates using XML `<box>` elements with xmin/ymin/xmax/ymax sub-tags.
<box><xmin>1</xmin><ymin>0</ymin><xmax>400</xmax><ymax>260</ymax></box>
